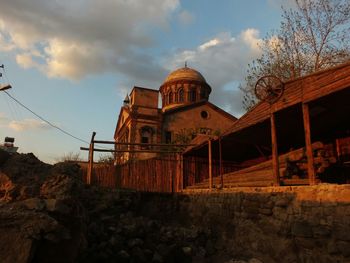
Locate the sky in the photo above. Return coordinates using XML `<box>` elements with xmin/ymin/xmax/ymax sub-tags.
<box><xmin>0</xmin><ymin>0</ymin><xmax>292</xmax><ymax>163</ymax></box>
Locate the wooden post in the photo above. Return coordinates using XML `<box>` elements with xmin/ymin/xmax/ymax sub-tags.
<box><xmin>270</xmin><ymin>113</ymin><xmax>280</xmax><ymax>186</ymax></box>
<box><xmin>302</xmin><ymin>103</ymin><xmax>316</xmax><ymax>185</ymax></box>
<box><xmin>219</xmin><ymin>137</ymin><xmax>223</xmax><ymax>188</ymax></box>
<box><xmin>175</xmin><ymin>153</ymin><xmax>183</xmax><ymax>192</ymax></box>
<box><xmin>208</xmin><ymin>139</ymin><xmax>213</xmax><ymax>189</ymax></box>
<box><xmin>87</xmin><ymin>132</ymin><xmax>96</xmax><ymax>185</ymax></box>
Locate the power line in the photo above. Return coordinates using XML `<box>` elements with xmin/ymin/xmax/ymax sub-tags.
<box><xmin>3</xmin><ymin>90</ymin><xmax>90</xmax><ymax>145</ymax></box>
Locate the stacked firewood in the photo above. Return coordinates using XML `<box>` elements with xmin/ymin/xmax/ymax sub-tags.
<box><xmin>281</xmin><ymin>142</ymin><xmax>337</xmax><ymax>179</ymax></box>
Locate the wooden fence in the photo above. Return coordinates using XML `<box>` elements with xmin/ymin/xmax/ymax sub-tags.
<box><xmin>116</xmin><ymin>155</ymin><xmax>182</xmax><ymax>193</ymax></box>
<box><xmin>81</xmin><ymin>162</ymin><xmax>117</xmax><ymax>188</ymax></box>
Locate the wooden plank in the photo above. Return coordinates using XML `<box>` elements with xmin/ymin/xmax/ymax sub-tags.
<box><xmin>87</xmin><ymin>132</ymin><xmax>96</xmax><ymax>185</ymax></box>
<box><xmin>302</xmin><ymin>103</ymin><xmax>316</xmax><ymax>185</ymax></box>
<box><xmin>270</xmin><ymin>113</ymin><xmax>280</xmax><ymax>186</ymax></box>
<box><xmin>208</xmin><ymin>139</ymin><xmax>213</xmax><ymax>189</ymax></box>
<box><xmin>94</xmin><ymin>140</ymin><xmax>196</xmax><ymax>147</ymax></box>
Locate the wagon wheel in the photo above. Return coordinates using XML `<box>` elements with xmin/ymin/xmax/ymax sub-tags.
<box><xmin>255</xmin><ymin>75</ymin><xmax>284</xmax><ymax>104</ymax></box>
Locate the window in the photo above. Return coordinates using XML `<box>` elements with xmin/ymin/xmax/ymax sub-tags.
<box><xmin>201</xmin><ymin>110</ymin><xmax>209</xmax><ymax>119</ymax></box>
<box><xmin>165</xmin><ymin>131</ymin><xmax>172</xmax><ymax>144</ymax></box>
<box><xmin>168</xmin><ymin>92</ymin><xmax>173</xmax><ymax>104</ymax></box>
<box><xmin>140</xmin><ymin>126</ymin><xmax>153</xmax><ymax>149</ymax></box>
<box><xmin>178</xmin><ymin>89</ymin><xmax>184</xmax><ymax>102</ymax></box>
<box><xmin>189</xmin><ymin>89</ymin><xmax>196</xmax><ymax>102</ymax></box>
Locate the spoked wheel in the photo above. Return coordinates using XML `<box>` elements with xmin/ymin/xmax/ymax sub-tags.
<box><xmin>255</xmin><ymin>75</ymin><xmax>284</xmax><ymax>104</ymax></box>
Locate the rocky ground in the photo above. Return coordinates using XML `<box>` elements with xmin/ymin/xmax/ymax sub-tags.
<box><xmin>0</xmin><ymin>149</ymin><xmax>260</xmax><ymax>263</ymax></box>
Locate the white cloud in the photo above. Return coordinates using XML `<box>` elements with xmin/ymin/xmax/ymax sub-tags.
<box><xmin>8</xmin><ymin>119</ymin><xmax>52</xmax><ymax>131</ymax></box>
<box><xmin>165</xmin><ymin>29</ymin><xmax>263</xmax><ymax>116</ymax></box>
<box><xmin>178</xmin><ymin>10</ymin><xmax>195</xmax><ymax>25</ymax></box>
<box><xmin>0</xmin><ymin>0</ymin><xmax>179</xmax><ymax>81</ymax></box>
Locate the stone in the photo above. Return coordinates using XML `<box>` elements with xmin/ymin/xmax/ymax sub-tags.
<box><xmin>21</xmin><ymin>198</ymin><xmax>45</xmax><ymax>211</ymax></box>
<box><xmin>275</xmin><ymin>198</ymin><xmax>290</xmax><ymax>207</ymax></box>
<box><xmin>291</xmin><ymin>221</ymin><xmax>313</xmax><ymax>238</ymax></box>
<box><xmin>312</xmin><ymin>225</ymin><xmax>331</xmax><ymax>237</ymax></box>
<box><xmin>44</xmin><ymin>199</ymin><xmax>71</xmax><ymax>214</ymax></box>
<box><xmin>334</xmin><ymin>225</ymin><xmax>350</xmax><ymax>241</ymax></box>
<box><xmin>152</xmin><ymin>252</ymin><xmax>163</xmax><ymax>262</ymax></box>
<box><xmin>182</xmin><ymin>246</ymin><xmax>192</xmax><ymax>256</ymax></box>
<box><xmin>128</xmin><ymin>238</ymin><xmax>144</xmax><ymax>248</ymax></box>
<box><xmin>336</xmin><ymin>241</ymin><xmax>350</xmax><ymax>257</ymax></box>
<box><xmin>118</xmin><ymin>250</ymin><xmax>130</xmax><ymax>259</ymax></box>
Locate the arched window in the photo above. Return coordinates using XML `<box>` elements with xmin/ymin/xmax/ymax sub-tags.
<box><xmin>168</xmin><ymin>91</ymin><xmax>173</xmax><ymax>104</ymax></box>
<box><xmin>178</xmin><ymin>89</ymin><xmax>184</xmax><ymax>102</ymax></box>
<box><xmin>189</xmin><ymin>89</ymin><xmax>196</xmax><ymax>102</ymax></box>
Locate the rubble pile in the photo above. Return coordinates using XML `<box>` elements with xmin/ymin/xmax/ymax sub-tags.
<box><xmin>0</xmin><ymin>150</ymin><xmax>244</xmax><ymax>263</ymax></box>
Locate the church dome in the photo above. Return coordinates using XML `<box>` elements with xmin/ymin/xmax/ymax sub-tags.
<box><xmin>164</xmin><ymin>66</ymin><xmax>207</xmax><ymax>84</ymax></box>
<box><xmin>160</xmin><ymin>66</ymin><xmax>211</xmax><ymax>112</ymax></box>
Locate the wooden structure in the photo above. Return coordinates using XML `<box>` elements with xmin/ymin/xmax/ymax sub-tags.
<box><xmin>184</xmin><ymin>61</ymin><xmax>350</xmax><ymax>188</ymax></box>
<box><xmin>81</xmin><ymin>134</ymin><xmax>194</xmax><ymax>192</ymax></box>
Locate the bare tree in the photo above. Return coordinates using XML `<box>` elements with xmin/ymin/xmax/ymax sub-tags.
<box><xmin>242</xmin><ymin>0</ymin><xmax>350</xmax><ymax>110</ymax></box>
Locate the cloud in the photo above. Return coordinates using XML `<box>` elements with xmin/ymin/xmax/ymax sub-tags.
<box><xmin>0</xmin><ymin>112</ymin><xmax>9</xmax><ymax>125</ymax></box>
<box><xmin>178</xmin><ymin>10</ymin><xmax>195</xmax><ymax>25</ymax></box>
<box><xmin>0</xmin><ymin>0</ymin><xmax>179</xmax><ymax>82</ymax></box>
<box><xmin>8</xmin><ymin>119</ymin><xmax>52</xmax><ymax>131</ymax></box>
<box><xmin>165</xmin><ymin>29</ymin><xmax>263</xmax><ymax>116</ymax></box>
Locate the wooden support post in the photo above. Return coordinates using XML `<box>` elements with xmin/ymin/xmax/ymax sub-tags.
<box><xmin>270</xmin><ymin>113</ymin><xmax>280</xmax><ymax>186</ymax></box>
<box><xmin>175</xmin><ymin>153</ymin><xmax>183</xmax><ymax>192</ymax></box>
<box><xmin>302</xmin><ymin>103</ymin><xmax>316</xmax><ymax>185</ymax></box>
<box><xmin>87</xmin><ymin>132</ymin><xmax>96</xmax><ymax>185</ymax></box>
<box><xmin>219</xmin><ymin>137</ymin><xmax>223</xmax><ymax>188</ymax></box>
<box><xmin>208</xmin><ymin>139</ymin><xmax>213</xmax><ymax>189</ymax></box>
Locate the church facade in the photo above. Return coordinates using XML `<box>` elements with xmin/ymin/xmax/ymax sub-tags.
<box><xmin>114</xmin><ymin>66</ymin><xmax>237</xmax><ymax>163</ymax></box>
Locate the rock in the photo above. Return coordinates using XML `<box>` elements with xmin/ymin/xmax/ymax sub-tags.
<box><xmin>20</xmin><ymin>198</ymin><xmax>45</xmax><ymax>211</ymax></box>
<box><xmin>152</xmin><ymin>252</ymin><xmax>163</xmax><ymax>262</ymax></box>
<box><xmin>275</xmin><ymin>198</ymin><xmax>290</xmax><ymax>207</ymax></box>
<box><xmin>117</xmin><ymin>250</ymin><xmax>130</xmax><ymax>262</ymax></box>
<box><xmin>334</xmin><ymin>225</ymin><xmax>350</xmax><ymax>241</ymax></box>
<box><xmin>182</xmin><ymin>246</ymin><xmax>192</xmax><ymax>256</ymax></box>
<box><xmin>44</xmin><ymin>199</ymin><xmax>71</xmax><ymax>214</ymax></box>
<box><xmin>249</xmin><ymin>258</ymin><xmax>263</xmax><ymax>263</ymax></box>
<box><xmin>291</xmin><ymin>221</ymin><xmax>313</xmax><ymax>238</ymax></box>
<box><xmin>128</xmin><ymin>238</ymin><xmax>144</xmax><ymax>248</ymax></box>
<box><xmin>336</xmin><ymin>241</ymin><xmax>350</xmax><ymax>257</ymax></box>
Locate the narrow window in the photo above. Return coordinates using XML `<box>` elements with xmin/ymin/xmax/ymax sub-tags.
<box><xmin>179</xmin><ymin>89</ymin><xmax>184</xmax><ymax>102</ymax></box>
<box><xmin>169</xmin><ymin>91</ymin><xmax>173</xmax><ymax>104</ymax></box>
<box><xmin>165</xmin><ymin>131</ymin><xmax>172</xmax><ymax>144</ymax></box>
<box><xmin>189</xmin><ymin>89</ymin><xmax>196</xmax><ymax>102</ymax></box>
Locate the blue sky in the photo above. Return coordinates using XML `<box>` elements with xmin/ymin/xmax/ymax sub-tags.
<box><xmin>0</xmin><ymin>0</ymin><xmax>290</xmax><ymax>163</ymax></box>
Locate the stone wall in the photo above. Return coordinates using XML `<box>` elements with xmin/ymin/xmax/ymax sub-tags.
<box><xmin>172</xmin><ymin>184</ymin><xmax>350</xmax><ymax>262</ymax></box>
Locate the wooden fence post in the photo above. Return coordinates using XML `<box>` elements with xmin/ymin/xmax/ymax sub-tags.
<box><xmin>302</xmin><ymin>103</ymin><xmax>316</xmax><ymax>185</ymax></box>
<box><xmin>219</xmin><ymin>136</ymin><xmax>223</xmax><ymax>188</ymax></box>
<box><xmin>270</xmin><ymin>113</ymin><xmax>280</xmax><ymax>186</ymax></box>
<box><xmin>87</xmin><ymin>132</ymin><xmax>96</xmax><ymax>185</ymax></box>
<box><xmin>208</xmin><ymin>139</ymin><xmax>213</xmax><ymax>189</ymax></box>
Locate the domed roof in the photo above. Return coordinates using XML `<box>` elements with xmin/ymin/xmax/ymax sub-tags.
<box><xmin>164</xmin><ymin>66</ymin><xmax>207</xmax><ymax>84</ymax></box>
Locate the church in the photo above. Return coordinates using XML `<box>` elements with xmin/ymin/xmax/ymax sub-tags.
<box><xmin>114</xmin><ymin>65</ymin><xmax>237</xmax><ymax>163</ymax></box>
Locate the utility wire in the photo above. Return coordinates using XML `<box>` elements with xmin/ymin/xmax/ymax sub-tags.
<box><xmin>3</xmin><ymin>90</ymin><xmax>90</xmax><ymax>145</ymax></box>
